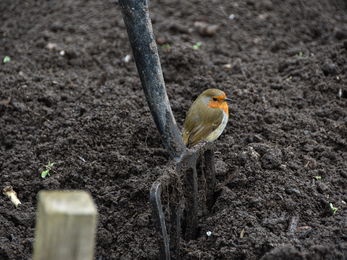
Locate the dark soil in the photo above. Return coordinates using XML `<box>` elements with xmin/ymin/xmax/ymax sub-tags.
<box><xmin>1</xmin><ymin>0</ymin><xmax>347</xmax><ymax>259</ymax></box>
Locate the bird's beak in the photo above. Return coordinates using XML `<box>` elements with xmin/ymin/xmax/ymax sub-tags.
<box><xmin>223</xmin><ymin>98</ymin><xmax>233</xmax><ymax>102</ymax></box>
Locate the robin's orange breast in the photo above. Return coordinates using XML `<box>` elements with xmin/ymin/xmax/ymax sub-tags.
<box><xmin>207</xmin><ymin>100</ymin><xmax>229</xmax><ymax>117</ymax></box>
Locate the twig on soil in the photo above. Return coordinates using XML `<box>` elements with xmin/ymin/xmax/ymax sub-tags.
<box><xmin>288</xmin><ymin>215</ymin><xmax>299</xmax><ymax>235</ymax></box>
<box><xmin>216</xmin><ymin>172</ymin><xmax>237</xmax><ymax>191</ymax></box>
<box><xmin>272</xmin><ymin>138</ymin><xmax>282</xmax><ymax>149</ymax></box>
<box><xmin>3</xmin><ymin>186</ymin><xmax>21</xmax><ymax>207</ymax></box>
<box><xmin>27</xmin><ymin>107</ymin><xmax>51</xmax><ymax>122</ymax></box>
<box><xmin>240</xmin><ymin>229</ymin><xmax>246</xmax><ymax>238</ymax></box>
<box><xmin>144</xmin><ymin>125</ymin><xmax>150</xmax><ymax>148</ymax></box>
<box><xmin>218</xmin><ymin>5</ymin><xmax>228</xmax><ymax>18</ymax></box>
<box><xmin>0</xmin><ymin>97</ymin><xmax>11</xmax><ymax>105</ymax></box>
<box><xmin>297</xmin><ymin>226</ymin><xmax>312</xmax><ymax>239</ymax></box>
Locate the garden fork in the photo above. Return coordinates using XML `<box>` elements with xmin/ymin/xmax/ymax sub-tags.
<box><xmin>119</xmin><ymin>1</ymin><xmax>216</xmax><ymax>259</ymax></box>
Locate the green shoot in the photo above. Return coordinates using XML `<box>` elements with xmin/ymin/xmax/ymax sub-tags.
<box><xmin>193</xmin><ymin>42</ymin><xmax>202</xmax><ymax>50</ymax></box>
<box><xmin>161</xmin><ymin>43</ymin><xmax>171</xmax><ymax>51</ymax></box>
<box><xmin>315</xmin><ymin>176</ymin><xmax>321</xmax><ymax>180</ymax></box>
<box><xmin>41</xmin><ymin>161</ymin><xmax>55</xmax><ymax>178</ymax></box>
<box><xmin>330</xmin><ymin>203</ymin><xmax>338</xmax><ymax>216</ymax></box>
<box><xmin>298</xmin><ymin>52</ymin><xmax>303</xmax><ymax>57</ymax></box>
<box><xmin>3</xmin><ymin>56</ymin><xmax>10</xmax><ymax>63</ymax></box>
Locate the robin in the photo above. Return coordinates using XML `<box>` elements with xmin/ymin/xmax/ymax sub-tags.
<box><xmin>182</xmin><ymin>89</ymin><xmax>232</xmax><ymax>148</ymax></box>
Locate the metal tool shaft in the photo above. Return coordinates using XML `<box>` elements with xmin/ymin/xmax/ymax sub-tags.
<box><xmin>118</xmin><ymin>0</ymin><xmax>186</xmax><ymax>161</ymax></box>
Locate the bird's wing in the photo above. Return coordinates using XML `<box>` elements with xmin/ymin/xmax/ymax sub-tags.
<box><xmin>184</xmin><ymin>109</ymin><xmax>224</xmax><ymax>148</ymax></box>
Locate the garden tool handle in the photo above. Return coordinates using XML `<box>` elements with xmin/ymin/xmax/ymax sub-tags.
<box><xmin>119</xmin><ymin>0</ymin><xmax>186</xmax><ymax>160</ymax></box>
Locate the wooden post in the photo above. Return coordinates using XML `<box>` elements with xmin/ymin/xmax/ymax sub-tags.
<box><xmin>34</xmin><ymin>190</ymin><xmax>97</xmax><ymax>260</ymax></box>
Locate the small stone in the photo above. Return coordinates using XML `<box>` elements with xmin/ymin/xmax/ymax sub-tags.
<box><xmin>169</xmin><ymin>23</ymin><xmax>189</xmax><ymax>34</ymax></box>
<box><xmin>50</xmin><ymin>21</ymin><xmax>64</xmax><ymax>32</ymax></box>
<box><xmin>156</xmin><ymin>36</ymin><xmax>167</xmax><ymax>45</ymax></box>
<box><xmin>321</xmin><ymin>59</ymin><xmax>338</xmax><ymax>76</ymax></box>
<box><xmin>194</xmin><ymin>22</ymin><xmax>219</xmax><ymax>37</ymax></box>
<box><xmin>215</xmin><ymin>160</ymin><xmax>228</xmax><ymax>176</ymax></box>
<box><xmin>35</xmin><ymin>39</ymin><xmax>46</xmax><ymax>48</ymax></box>
<box><xmin>46</xmin><ymin>43</ymin><xmax>58</xmax><ymax>51</ymax></box>
<box><xmin>317</xmin><ymin>182</ymin><xmax>329</xmax><ymax>194</ymax></box>
<box><xmin>253</xmin><ymin>36</ymin><xmax>263</xmax><ymax>46</ymax></box>
<box><xmin>285</xmin><ymin>188</ymin><xmax>301</xmax><ymax>195</ymax></box>
<box><xmin>124</xmin><ymin>54</ymin><xmax>131</xmax><ymax>63</ymax></box>
<box><xmin>334</xmin><ymin>27</ymin><xmax>347</xmax><ymax>40</ymax></box>
<box><xmin>261</xmin><ymin>149</ymin><xmax>283</xmax><ymax>169</ymax></box>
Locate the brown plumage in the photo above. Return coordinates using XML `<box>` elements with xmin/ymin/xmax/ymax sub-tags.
<box><xmin>182</xmin><ymin>89</ymin><xmax>231</xmax><ymax>148</ymax></box>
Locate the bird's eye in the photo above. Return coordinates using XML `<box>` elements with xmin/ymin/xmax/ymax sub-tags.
<box><xmin>213</xmin><ymin>98</ymin><xmax>217</xmax><ymax>101</ymax></box>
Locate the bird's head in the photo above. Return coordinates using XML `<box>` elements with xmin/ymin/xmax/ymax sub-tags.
<box><xmin>197</xmin><ymin>89</ymin><xmax>232</xmax><ymax>113</ymax></box>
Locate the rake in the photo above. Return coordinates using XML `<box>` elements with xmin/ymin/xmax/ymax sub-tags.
<box><xmin>119</xmin><ymin>1</ymin><xmax>217</xmax><ymax>259</ymax></box>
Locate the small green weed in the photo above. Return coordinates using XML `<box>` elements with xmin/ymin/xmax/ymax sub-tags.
<box><xmin>193</xmin><ymin>42</ymin><xmax>202</xmax><ymax>50</ymax></box>
<box><xmin>41</xmin><ymin>161</ymin><xmax>56</xmax><ymax>178</ymax></box>
<box><xmin>330</xmin><ymin>203</ymin><xmax>338</xmax><ymax>216</ymax></box>
<box><xmin>3</xmin><ymin>56</ymin><xmax>10</xmax><ymax>63</ymax></box>
<box><xmin>161</xmin><ymin>44</ymin><xmax>171</xmax><ymax>51</ymax></box>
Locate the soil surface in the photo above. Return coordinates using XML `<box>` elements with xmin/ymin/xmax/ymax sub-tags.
<box><xmin>1</xmin><ymin>0</ymin><xmax>347</xmax><ymax>259</ymax></box>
